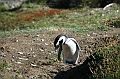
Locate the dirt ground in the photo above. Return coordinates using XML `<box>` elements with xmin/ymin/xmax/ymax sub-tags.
<box><xmin>0</xmin><ymin>27</ymin><xmax>120</xmax><ymax>79</ymax></box>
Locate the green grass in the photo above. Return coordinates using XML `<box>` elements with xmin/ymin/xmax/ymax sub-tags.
<box><xmin>0</xmin><ymin>61</ymin><xmax>9</xmax><ymax>70</ymax></box>
<box><xmin>77</xmin><ymin>43</ymin><xmax>120</xmax><ymax>79</ymax></box>
<box><xmin>88</xmin><ymin>43</ymin><xmax>120</xmax><ymax>79</ymax></box>
<box><xmin>0</xmin><ymin>3</ymin><xmax>120</xmax><ymax>32</ymax></box>
<box><xmin>0</xmin><ymin>3</ymin><xmax>120</xmax><ymax>79</ymax></box>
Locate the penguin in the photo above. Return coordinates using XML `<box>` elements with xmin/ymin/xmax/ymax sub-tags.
<box><xmin>54</xmin><ymin>34</ymin><xmax>81</xmax><ymax>65</ymax></box>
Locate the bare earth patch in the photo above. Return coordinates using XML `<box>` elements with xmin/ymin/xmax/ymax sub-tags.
<box><xmin>0</xmin><ymin>27</ymin><xmax>120</xmax><ymax>79</ymax></box>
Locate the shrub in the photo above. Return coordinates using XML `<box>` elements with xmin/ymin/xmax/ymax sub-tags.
<box><xmin>0</xmin><ymin>3</ymin><xmax>9</xmax><ymax>12</ymax></box>
<box><xmin>87</xmin><ymin>43</ymin><xmax>120</xmax><ymax>78</ymax></box>
<box><xmin>104</xmin><ymin>18</ymin><xmax>120</xmax><ymax>28</ymax></box>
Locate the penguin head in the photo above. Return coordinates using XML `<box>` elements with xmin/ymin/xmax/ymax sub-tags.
<box><xmin>54</xmin><ymin>34</ymin><xmax>66</xmax><ymax>51</ymax></box>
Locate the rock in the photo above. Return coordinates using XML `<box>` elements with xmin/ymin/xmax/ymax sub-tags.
<box><xmin>40</xmin><ymin>48</ymin><xmax>44</xmax><ymax>52</ymax></box>
<box><xmin>17</xmin><ymin>52</ymin><xmax>23</xmax><ymax>54</ymax></box>
<box><xmin>15</xmin><ymin>62</ymin><xmax>23</xmax><ymax>64</ymax></box>
<box><xmin>41</xmin><ymin>39</ymin><xmax>45</xmax><ymax>42</ymax></box>
<box><xmin>36</xmin><ymin>35</ymin><xmax>39</xmax><ymax>37</ymax></box>
<box><xmin>45</xmin><ymin>43</ymin><xmax>49</xmax><ymax>46</ymax></box>
<box><xmin>18</xmin><ymin>57</ymin><xmax>28</xmax><ymax>60</ymax></box>
<box><xmin>33</xmin><ymin>54</ymin><xmax>37</xmax><ymax>57</ymax></box>
<box><xmin>0</xmin><ymin>0</ymin><xmax>27</xmax><ymax>11</ymax></box>
<box><xmin>11</xmin><ymin>59</ymin><xmax>15</xmax><ymax>62</ymax></box>
<box><xmin>16</xmin><ymin>40</ymin><xmax>19</xmax><ymax>42</ymax></box>
<box><xmin>31</xmin><ymin>64</ymin><xmax>37</xmax><ymax>67</ymax></box>
<box><xmin>103</xmin><ymin>3</ymin><xmax>119</xmax><ymax>11</ymax></box>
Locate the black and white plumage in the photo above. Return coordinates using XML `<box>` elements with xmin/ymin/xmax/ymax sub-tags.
<box><xmin>54</xmin><ymin>34</ymin><xmax>81</xmax><ymax>65</ymax></box>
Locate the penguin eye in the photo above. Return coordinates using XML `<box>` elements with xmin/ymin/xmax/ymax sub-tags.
<box><xmin>59</xmin><ymin>39</ymin><xmax>63</xmax><ymax>44</ymax></box>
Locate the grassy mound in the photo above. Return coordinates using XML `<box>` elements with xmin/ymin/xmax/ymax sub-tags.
<box><xmin>88</xmin><ymin>43</ymin><xmax>120</xmax><ymax>79</ymax></box>
<box><xmin>55</xmin><ymin>38</ymin><xmax>120</xmax><ymax>79</ymax></box>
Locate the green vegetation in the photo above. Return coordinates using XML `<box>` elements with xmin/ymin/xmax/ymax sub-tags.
<box><xmin>0</xmin><ymin>61</ymin><xmax>9</xmax><ymax>70</ymax></box>
<box><xmin>54</xmin><ymin>43</ymin><xmax>120</xmax><ymax>79</ymax></box>
<box><xmin>104</xmin><ymin>18</ymin><xmax>120</xmax><ymax>28</ymax></box>
<box><xmin>0</xmin><ymin>3</ymin><xmax>9</xmax><ymax>12</ymax></box>
<box><xmin>0</xmin><ymin>2</ymin><xmax>120</xmax><ymax>32</ymax></box>
<box><xmin>0</xmin><ymin>1</ymin><xmax>120</xmax><ymax>79</ymax></box>
<box><xmin>87</xmin><ymin>43</ymin><xmax>120</xmax><ymax>79</ymax></box>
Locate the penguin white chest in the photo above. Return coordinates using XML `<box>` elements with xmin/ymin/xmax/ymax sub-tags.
<box><xmin>62</xmin><ymin>40</ymin><xmax>76</xmax><ymax>59</ymax></box>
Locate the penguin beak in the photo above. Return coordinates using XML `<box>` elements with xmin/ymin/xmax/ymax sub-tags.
<box><xmin>55</xmin><ymin>45</ymin><xmax>59</xmax><ymax>52</ymax></box>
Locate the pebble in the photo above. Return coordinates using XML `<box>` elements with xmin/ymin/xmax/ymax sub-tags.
<box><xmin>18</xmin><ymin>52</ymin><xmax>24</xmax><ymax>54</ymax></box>
<box><xmin>40</xmin><ymin>48</ymin><xmax>44</xmax><ymax>52</ymax></box>
<box><xmin>41</xmin><ymin>39</ymin><xmax>44</xmax><ymax>42</ymax></box>
<box><xmin>3</xmin><ymin>54</ymin><xmax>6</xmax><ymax>57</ymax></box>
<box><xmin>15</xmin><ymin>62</ymin><xmax>23</xmax><ymax>64</ymax></box>
<box><xmin>18</xmin><ymin>57</ymin><xmax>28</xmax><ymax>60</ymax></box>
<box><xmin>31</xmin><ymin>64</ymin><xmax>37</xmax><ymax>67</ymax></box>
<box><xmin>33</xmin><ymin>54</ymin><xmax>37</xmax><ymax>57</ymax></box>
<box><xmin>36</xmin><ymin>35</ymin><xmax>39</xmax><ymax>37</ymax></box>
<box><xmin>12</xmin><ymin>55</ymin><xmax>15</xmax><ymax>58</ymax></box>
<box><xmin>16</xmin><ymin>40</ymin><xmax>19</xmax><ymax>42</ymax></box>
<box><xmin>11</xmin><ymin>59</ymin><xmax>15</xmax><ymax>62</ymax></box>
<box><xmin>45</xmin><ymin>43</ymin><xmax>49</xmax><ymax>46</ymax></box>
<box><xmin>87</xmin><ymin>34</ymin><xmax>90</xmax><ymax>36</ymax></box>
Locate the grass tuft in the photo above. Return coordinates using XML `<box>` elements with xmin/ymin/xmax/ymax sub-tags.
<box><xmin>0</xmin><ymin>61</ymin><xmax>9</xmax><ymax>70</ymax></box>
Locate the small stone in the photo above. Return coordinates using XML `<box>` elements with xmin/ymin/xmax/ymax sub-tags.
<box><xmin>40</xmin><ymin>48</ymin><xmax>44</xmax><ymax>52</ymax></box>
<box><xmin>3</xmin><ymin>54</ymin><xmax>6</xmax><ymax>57</ymax></box>
<box><xmin>6</xmin><ymin>67</ymin><xmax>12</xmax><ymax>70</ymax></box>
<box><xmin>93</xmin><ymin>32</ymin><xmax>97</xmax><ymax>35</ymax></box>
<box><xmin>33</xmin><ymin>54</ymin><xmax>37</xmax><ymax>57</ymax></box>
<box><xmin>16</xmin><ymin>40</ymin><xmax>19</xmax><ymax>42</ymax></box>
<box><xmin>18</xmin><ymin>57</ymin><xmax>28</xmax><ymax>60</ymax></box>
<box><xmin>116</xmin><ymin>10</ymin><xmax>119</xmax><ymax>13</ymax></box>
<box><xmin>18</xmin><ymin>52</ymin><xmax>23</xmax><ymax>54</ymax></box>
<box><xmin>30</xmin><ymin>48</ymin><xmax>33</xmax><ymax>51</ymax></box>
<box><xmin>45</xmin><ymin>43</ymin><xmax>48</xmax><ymax>46</ymax></box>
<box><xmin>41</xmin><ymin>39</ymin><xmax>44</xmax><ymax>42</ymax></box>
<box><xmin>31</xmin><ymin>64</ymin><xmax>37</xmax><ymax>67</ymax></box>
<box><xmin>12</xmin><ymin>55</ymin><xmax>15</xmax><ymax>58</ymax></box>
<box><xmin>87</xmin><ymin>34</ymin><xmax>90</xmax><ymax>36</ymax></box>
<box><xmin>50</xmin><ymin>69</ymin><xmax>58</xmax><ymax>74</ymax></box>
<box><xmin>11</xmin><ymin>59</ymin><xmax>15</xmax><ymax>62</ymax></box>
<box><xmin>36</xmin><ymin>35</ymin><xmax>39</xmax><ymax>37</ymax></box>
<box><xmin>16</xmin><ymin>62</ymin><xmax>23</xmax><ymax>64</ymax></box>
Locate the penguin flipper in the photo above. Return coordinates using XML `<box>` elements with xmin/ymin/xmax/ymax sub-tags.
<box><xmin>58</xmin><ymin>45</ymin><xmax>62</xmax><ymax>61</ymax></box>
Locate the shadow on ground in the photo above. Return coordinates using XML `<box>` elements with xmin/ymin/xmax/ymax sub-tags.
<box><xmin>54</xmin><ymin>55</ymin><xmax>97</xmax><ymax>79</ymax></box>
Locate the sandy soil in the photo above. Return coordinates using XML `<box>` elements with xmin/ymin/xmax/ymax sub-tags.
<box><xmin>0</xmin><ymin>27</ymin><xmax>120</xmax><ymax>79</ymax></box>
